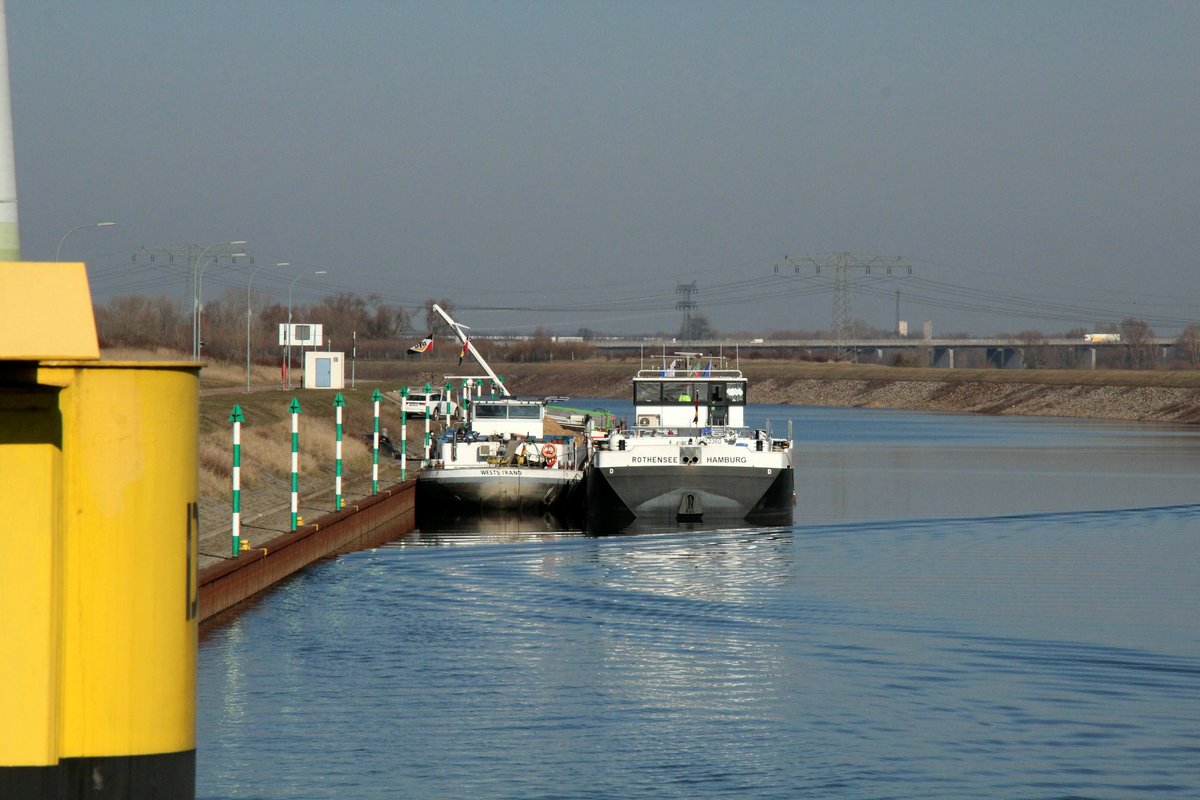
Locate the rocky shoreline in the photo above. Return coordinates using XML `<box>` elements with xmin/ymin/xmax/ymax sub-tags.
<box><xmin>756</xmin><ymin>377</ymin><xmax>1200</xmax><ymax>425</ymax></box>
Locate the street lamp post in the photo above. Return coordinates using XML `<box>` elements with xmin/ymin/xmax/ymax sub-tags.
<box><xmin>192</xmin><ymin>240</ymin><xmax>247</xmax><ymax>359</ymax></box>
<box><xmin>246</xmin><ymin>261</ymin><xmax>288</xmax><ymax>392</ymax></box>
<box><xmin>55</xmin><ymin>221</ymin><xmax>116</xmax><ymax>261</ymax></box>
<box><xmin>286</xmin><ymin>270</ymin><xmax>327</xmax><ymax>390</ymax></box>
<box><xmin>199</xmin><ymin>254</ymin><xmax>248</xmax><ymax>358</ymax></box>
<box><xmin>197</xmin><ymin>247</ymin><xmax>248</xmax><ymax>359</ymax></box>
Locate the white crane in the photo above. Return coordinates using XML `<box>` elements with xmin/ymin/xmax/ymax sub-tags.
<box><xmin>432</xmin><ymin>304</ymin><xmax>511</xmax><ymax>397</ymax></box>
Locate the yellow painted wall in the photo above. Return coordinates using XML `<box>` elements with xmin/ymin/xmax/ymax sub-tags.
<box><xmin>0</xmin><ymin>385</ymin><xmax>63</xmax><ymax>765</ymax></box>
<box><xmin>2</xmin><ymin>259</ymin><xmax>199</xmax><ymax>776</ymax></box>
<box><xmin>45</xmin><ymin>363</ymin><xmax>200</xmax><ymax>758</ymax></box>
<box><xmin>0</xmin><ymin>262</ymin><xmax>98</xmax><ymax>360</ymax></box>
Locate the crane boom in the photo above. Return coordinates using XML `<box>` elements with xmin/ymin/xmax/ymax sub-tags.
<box><xmin>433</xmin><ymin>304</ymin><xmax>510</xmax><ymax>396</ymax></box>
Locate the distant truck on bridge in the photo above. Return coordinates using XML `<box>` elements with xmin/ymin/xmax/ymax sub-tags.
<box><xmin>1083</xmin><ymin>333</ymin><xmax>1122</xmax><ymax>343</ymax></box>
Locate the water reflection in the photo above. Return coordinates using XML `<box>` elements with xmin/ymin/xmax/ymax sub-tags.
<box><xmin>198</xmin><ymin>408</ymin><xmax>1200</xmax><ymax>799</ymax></box>
<box><xmin>414</xmin><ymin>507</ymin><xmax>580</xmax><ymax>542</ymax></box>
<box><xmin>414</xmin><ymin>502</ymin><xmax>793</xmax><ymax>543</ymax></box>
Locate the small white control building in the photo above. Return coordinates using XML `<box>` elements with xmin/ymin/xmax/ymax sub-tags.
<box><xmin>303</xmin><ymin>351</ymin><xmax>345</xmax><ymax>389</ymax></box>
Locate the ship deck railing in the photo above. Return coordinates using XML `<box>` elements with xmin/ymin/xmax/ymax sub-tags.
<box><xmin>595</xmin><ymin>424</ymin><xmax>791</xmax><ymax>450</ymax></box>
<box><xmin>634</xmin><ymin>368</ymin><xmax>744</xmax><ymax>380</ymax></box>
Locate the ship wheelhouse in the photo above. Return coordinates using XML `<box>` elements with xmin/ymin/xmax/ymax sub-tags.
<box><xmin>631</xmin><ymin>362</ymin><xmax>747</xmax><ymax>430</ymax></box>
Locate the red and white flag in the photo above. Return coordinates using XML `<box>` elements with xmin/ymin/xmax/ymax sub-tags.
<box><xmin>458</xmin><ymin>338</ymin><xmax>470</xmax><ymax>366</ymax></box>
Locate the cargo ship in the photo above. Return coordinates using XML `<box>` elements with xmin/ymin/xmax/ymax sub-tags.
<box><xmin>585</xmin><ymin>353</ymin><xmax>794</xmax><ymax>531</ymax></box>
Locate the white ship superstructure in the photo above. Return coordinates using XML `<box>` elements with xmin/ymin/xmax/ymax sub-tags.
<box><xmin>586</xmin><ymin>354</ymin><xmax>794</xmax><ymax>530</ymax></box>
<box><xmin>415</xmin><ymin>305</ymin><xmax>585</xmax><ymax>523</ymax></box>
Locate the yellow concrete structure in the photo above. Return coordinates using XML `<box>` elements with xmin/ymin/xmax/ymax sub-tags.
<box><xmin>1</xmin><ymin>262</ymin><xmax>199</xmax><ymax>798</ymax></box>
<box><xmin>0</xmin><ymin>262</ymin><xmax>99</xmax><ymax>360</ymax></box>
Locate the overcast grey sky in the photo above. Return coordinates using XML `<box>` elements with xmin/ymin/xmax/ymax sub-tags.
<box><xmin>8</xmin><ymin>0</ymin><xmax>1200</xmax><ymax>337</ymax></box>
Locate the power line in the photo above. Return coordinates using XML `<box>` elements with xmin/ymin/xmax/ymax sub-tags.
<box><xmin>777</xmin><ymin>253</ymin><xmax>910</xmax><ymax>360</ymax></box>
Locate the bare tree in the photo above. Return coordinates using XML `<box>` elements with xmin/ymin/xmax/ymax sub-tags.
<box><xmin>96</xmin><ymin>294</ymin><xmax>187</xmax><ymax>351</ymax></box>
<box><xmin>1176</xmin><ymin>325</ymin><xmax>1200</xmax><ymax>368</ymax></box>
<box><xmin>423</xmin><ymin>297</ymin><xmax>455</xmax><ymax>336</ymax></box>
<box><xmin>1120</xmin><ymin>317</ymin><xmax>1156</xmax><ymax>369</ymax></box>
<box><xmin>199</xmin><ymin>290</ymin><xmax>248</xmax><ymax>361</ymax></box>
<box><xmin>679</xmin><ymin>314</ymin><xmax>718</xmax><ymax>340</ymax></box>
<box><xmin>493</xmin><ymin>329</ymin><xmax>596</xmax><ymax>363</ymax></box>
<box><xmin>365</xmin><ymin>294</ymin><xmax>411</xmax><ymax>339</ymax></box>
<box><xmin>1017</xmin><ymin>330</ymin><xmax>1049</xmax><ymax>368</ymax></box>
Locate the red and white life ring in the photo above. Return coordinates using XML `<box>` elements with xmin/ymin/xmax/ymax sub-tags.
<box><xmin>541</xmin><ymin>443</ymin><xmax>557</xmax><ymax>467</ymax></box>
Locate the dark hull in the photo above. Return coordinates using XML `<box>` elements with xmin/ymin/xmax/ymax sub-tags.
<box><xmin>585</xmin><ymin>465</ymin><xmax>794</xmax><ymax>533</ymax></box>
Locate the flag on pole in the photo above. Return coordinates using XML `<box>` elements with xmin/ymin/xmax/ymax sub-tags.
<box><xmin>458</xmin><ymin>337</ymin><xmax>469</xmax><ymax>366</ymax></box>
<box><xmin>408</xmin><ymin>333</ymin><xmax>435</xmax><ymax>354</ymax></box>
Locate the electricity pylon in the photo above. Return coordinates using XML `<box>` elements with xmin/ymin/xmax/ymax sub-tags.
<box><xmin>776</xmin><ymin>252</ymin><xmax>911</xmax><ymax>361</ymax></box>
<box><xmin>676</xmin><ymin>281</ymin><xmax>698</xmax><ymax>341</ymax></box>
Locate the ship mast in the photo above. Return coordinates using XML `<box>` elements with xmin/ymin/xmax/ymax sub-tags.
<box><xmin>432</xmin><ymin>304</ymin><xmax>511</xmax><ymax>397</ymax></box>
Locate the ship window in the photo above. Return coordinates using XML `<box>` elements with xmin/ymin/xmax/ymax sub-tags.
<box><xmin>508</xmin><ymin>405</ymin><xmax>541</xmax><ymax>419</ymax></box>
<box><xmin>725</xmin><ymin>382</ymin><xmax>746</xmax><ymax>404</ymax></box>
<box><xmin>634</xmin><ymin>382</ymin><xmax>661</xmax><ymax>403</ymax></box>
<box><xmin>665</xmin><ymin>381</ymin><xmax>693</xmax><ymax>402</ymax></box>
<box><xmin>474</xmin><ymin>404</ymin><xmax>506</xmax><ymax>418</ymax></box>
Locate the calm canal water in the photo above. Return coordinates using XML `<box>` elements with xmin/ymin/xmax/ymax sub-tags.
<box><xmin>198</xmin><ymin>405</ymin><xmax>1200</xmax><ymax>799</ymax></box>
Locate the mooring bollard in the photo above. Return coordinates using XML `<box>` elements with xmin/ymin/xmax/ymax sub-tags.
<box><xmin>400</xmin><ymin>385</ymin><xmax>409</xmax><ymax>481</ymax></box>
<box><xmin>371</xmin><ymin>388</ymin><xmax>382</xmax><ymax>494</ymax></box>
<box><xmin>230</xmin><ymin>404</ymin><xmax>244</xmax><ymax>556</ymax></box>
<box><xmin>289</xmin><ymin>397</ymin><xmax>302</xmax><ymax>530</ymax></box>
<box><xmin>423</xmin><ymin>380</ymin><xmax>432</xmax><ymax>468</ymax></box>
<box><xmin>333</xmin><ymin>392</ymin><xmax>345</xmax><ymax>510</ymax></box>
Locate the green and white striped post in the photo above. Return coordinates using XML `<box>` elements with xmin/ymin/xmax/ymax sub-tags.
<box><xmin>443</xmin><ymin>380</ymin><xmax>452</xmax><ymax>421</ymax></box>
<box><xmin>289</xmin><ymin>397</ymin><xmax>302</xmax><ymax>530</ymax></box>
<box><xmin>423</xmin><ymin>381</ymin><xmax>432</xmax><ymax>467</ymax></box>
<box><xmin>229</xmin><ymin>404</ymin><xmax>245</xmax><ymax>556</ymax></box>
<box><xmin>333</xmin><ymin>392</ymin><xmax>345</xmax><ymax>510</ymax></box>
<box><xmin>400</xmin><ymin>386</ymin><xmax>409</xmax><ymax>481</ymax></box>
<box><xmin>461</xmin><ymin>378</ymin><xmax>471</xmax><ymax>419</ymax></box>
<box><xmin>371</xmin><ymin>388</ymin><xmax>382</xmax><ymax>494</ymax></box>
